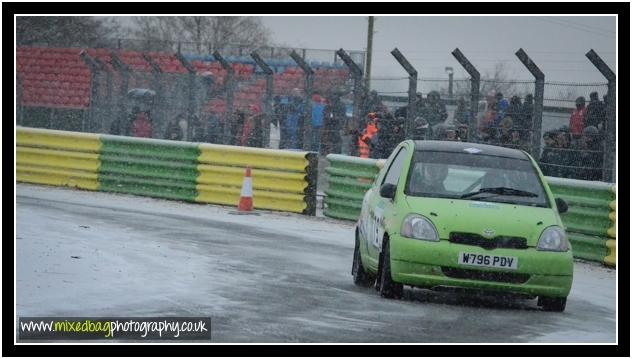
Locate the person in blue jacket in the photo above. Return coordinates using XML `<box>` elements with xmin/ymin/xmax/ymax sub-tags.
<box><xmin>311</xmin><ymin>93</ymin><xmax>326</xmax><ymax>152</ymax></box>
<box><xmin>286</xmin><ymin>88</ymin><xmax>304</xmax><ymax>149</ymax></box>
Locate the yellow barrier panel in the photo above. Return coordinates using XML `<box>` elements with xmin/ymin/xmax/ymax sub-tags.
<box><xmin>604</xmin><ymin>240</ymin><xmax>616</xmax><ymax>267</ymax></box>
<box><xmin>198</xmin><ymin>144</ymin><xmax>308</xmax><ymax>171</ymax></box>
<box><xmin>16</xmin><ymin>127</ymin><xmax>101</xmax><ymax>152</ymax></box>
<box><xmin>196</xmin><ymin>184</ymin><xmax>306</xmax><ymax>213</ymax></box>
<box><xmin>17</xmin><ymin>147</ymin><xmax>100</xmax><ymax>172</ymax></box>
<box><xmin>197</xmin><ymin>164</ymin><xmax>306</xmax><ymax>194</ymax></box>
<box><xmin>609</xmin><ymin>200</ymin><xmax>616</xmax><ymax>211</ymax></box>
<box><xmin>609</xmin><ymin>211</ymin><xmax>616</xmax><ymax>223</ymax></box>
<box><xmin>16</xmin><ymin>165</ymin><xmax>99</xmax><ymax>190</ymax></box>
<box><xmin>16</xmin><ymin>127</ymin><xmax>101</xmax><ymax>191</ymax></box>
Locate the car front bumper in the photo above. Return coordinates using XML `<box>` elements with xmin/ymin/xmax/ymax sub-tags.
<box><xmin>390</xmin><ymin>235</ymin><xmax>573</xmax><ymax>298</ymax></box>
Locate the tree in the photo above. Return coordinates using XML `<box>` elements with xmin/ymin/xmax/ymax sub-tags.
<box><xmin>16</xmin><ymin>16</ymin><xmax>121</xmax><ymax>47</ymax></box>
<box><xmin>130</xmin><ymin>16</ymin><xmax>272</xmax><ymax>54</ymax></box>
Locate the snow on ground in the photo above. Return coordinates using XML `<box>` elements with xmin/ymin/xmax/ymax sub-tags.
<box><xmin>15</xmin><ymin>184</ymin><xmax>616</xmax><ymax>343</ymax></box>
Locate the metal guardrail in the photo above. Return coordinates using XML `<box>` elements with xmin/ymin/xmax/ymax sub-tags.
<box><xmin>16</xmin><ymin>127</ymin><xmax>318</xmax><ymax>215</ymax></box>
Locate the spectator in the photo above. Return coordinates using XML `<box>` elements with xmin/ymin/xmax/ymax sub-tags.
<box><xmin>131</xmin><ymin>109</ymin><xmax>152</xmax><ymax>138</ymax></box>
<box><xmin>445</xmin><ymin>125</ymin><xmax>457</xmax><ymax>141</ymax></box>
<box><xmin>164</xmin><ymin>116</ymin><xmax>183</xmax><ymax>141</ymax></box>
<box><xmin>110</xmin><ymin>109</ymin><xmax>132</xmax><ymax>136</ymax></box>
<box><xmin>506</xmin><ymin>95</ymin><xmax>524</xmax><ymax>128</ymax></box>
<box><xmin>479</xmin><ymin>93</ymin><xmax>497</xmax><ymax>138</ymax></box>
<box><xmin>240</xmin><ymin>104</ymin><xmax>263</xmax><ymax>147</ymax></box>
<box><xmin>539</xmin><ymin>131</ymin><xmax>557</xmax><ymax>177</ymax></box>
<box><xmin>274</xmin><ymin>96</ymin><xmax>290</xmax><ymax>149</ymax></box>
<box><xmin>521</xmin><ymin>94</ymin><xmax>534</xmax><ymax>140</ymax></box>
<box><xmin>190</xmin><ymin>114</ymin><xmax>206</xmax><ymax>142</ymax></box>
<box><xmin>321</xmin><ymin>91</ymin><xmax>346</xmax><ymax>155</ymax></box>
<box><xmin>358</xmin><ymin>112</ymin><xmax>379</xmax><ymax>158</ymax></box>
<box><xmin>507</xmin><ymin>128</ymin><xmax>528</xmax><ymax>152</ymax></box>
<box><xmin>231</xmin><ymin>110</ymin><xmax>246</xmax><ymax>146</ymax></box>
<box><xmin>585</xmin><ymin>91</ymin><xmax>606</xmax><ymax>131</ymax></box>
<box><xmin>206</xmin><ymin>110</ymin><xmax>223</xmax><ymax>144</ymax></box>
<box><xmin>453</xmin><ymin>96</ymin><xmax>470</xmax><ymax>125</ymax></box>
<box><xmin>575</xmin><ymin>125</ymin><xmax>602</xmax><ymax>180</ymax></box>
<box><xmin>424</xmin><ymin>91</ymin><xmax>448</xmax><ymax>129</ymax></box>
<box><xmin>176</xmin><ymin>113</ymin><xmax>189</xmax><ymax>141</ymax></box>
<box><xmin>494</xmin><ymin>92</ymin><xmax>509</xmax><ymax>126</ymax></box>
<box><xmin>286</xmin><ymin>88</ymin><xmax>304</xmax><ymax>149</ymax></box>
<box><xmin>569</xmin><ymin>96</ymin><xmax>587</xmax><ymax>137</ymax></box>
<box><xmin>311</xmin><ymin>94</ymin><xmax>326</xmax><ymax>153</ymax></box>
<box><xmin>497</xmin><ymin>116</ymin><xmax>514</xmax><ymax>145</ymax></box>
<box><xmin>456</xmin><ymin>123</ymin><xmax>469</xmax><ymax>142</ymax></box>
<box><xmin>375</xmin><ymin>114</ymin><xmax>405</xmax><ymax>158</ymax></box>
<box><xmin>552</xmin><ymin>127</ymin><xmax>573</xmax><ymax>178</ymax></box>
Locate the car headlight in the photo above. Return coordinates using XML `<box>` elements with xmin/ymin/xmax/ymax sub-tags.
<box><xmin>400</xmin><ymin>214</ymin><xmax>439</xmax><ymax>242</ymax></box>
<box><xmin>537</xmin><ymin>226</ymin><xmax>569</xmax><ymax>252</ymax></box>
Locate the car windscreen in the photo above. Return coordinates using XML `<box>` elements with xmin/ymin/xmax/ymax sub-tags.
<box><xmin>405</xmin><ymin>150</ymin><xmax>549</xmax><ymax>208</ymax></box>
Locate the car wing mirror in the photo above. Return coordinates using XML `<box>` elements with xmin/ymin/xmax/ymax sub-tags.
<box><xmin>380</xmin><ymin>183</ymin><xmax>397</xmax><ymax>200</ymax></box>
<box><xmin>555</xmin><ymin>198</ymin><xmax>568</xmax><ymax>214</ymax></box>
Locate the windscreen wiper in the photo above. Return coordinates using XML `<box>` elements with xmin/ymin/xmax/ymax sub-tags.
<box><xmin>460</xmin><ymin>187</ymin><xmax>539</xmax><ymax>199</ymax></box>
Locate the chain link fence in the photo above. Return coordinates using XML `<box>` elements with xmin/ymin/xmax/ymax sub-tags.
<box><xmin>16</xmin><ymin>41</ymin><xmax>614</xmax><ymax>182</ymax></box>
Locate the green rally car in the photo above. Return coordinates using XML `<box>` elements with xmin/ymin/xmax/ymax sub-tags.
<box><xmin>352</xmin><ymin>140</ymin><xmax>573</xmax><ymax>311</ymax></box>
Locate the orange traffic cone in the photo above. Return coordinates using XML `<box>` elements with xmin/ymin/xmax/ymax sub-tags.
<box><xmin>238</xmin><ymin>166</ymin><xmax>253</xmax><ymax>212</ymax></box>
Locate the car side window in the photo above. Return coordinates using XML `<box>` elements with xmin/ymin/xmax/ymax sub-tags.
<box><xmin>381</xmin><ymin>147</ymin><xmax>408</xmax><ymax>187</ymax></box>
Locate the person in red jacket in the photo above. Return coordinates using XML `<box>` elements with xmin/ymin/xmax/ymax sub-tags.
<box><xmin>569</xmin><ymin>96</ymin><xmax>587</xmax><ymax>137</ymax></box>
<box><xmin>131</xmin><ymin>110</ymin><xmax>153</xmax><ymax>138</ymax></box>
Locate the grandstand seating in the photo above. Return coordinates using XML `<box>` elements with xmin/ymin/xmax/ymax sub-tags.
<box><xmin>16</xmin><ymin>46</ymin><xmax>351</xmax><ymax>114</ymax></box>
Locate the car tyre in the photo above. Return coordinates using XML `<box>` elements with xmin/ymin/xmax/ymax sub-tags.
<box><xmin>352</xmin><ymin>235</ymin><xmax>375</xmax><ymax>287</ymax></box>
<box><xmin>378</xmin><ymin>240</ymin><xmax>403</xmax><ymax>299</ymax></box>
<box><xmin>539</xmin><ymin>296</ymin><xmax>567</xmax><ymax>312</ymax></box>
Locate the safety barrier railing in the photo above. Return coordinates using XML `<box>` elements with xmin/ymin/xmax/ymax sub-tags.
<box><xmin>323</xmin><ymin>154</ymin><xmax>616</xmax><ymax>265</ymax></box>
<box><xmin>16</xmin><ymin>126</ymin><xmax>317</xmax><ymax>215</ymax></box>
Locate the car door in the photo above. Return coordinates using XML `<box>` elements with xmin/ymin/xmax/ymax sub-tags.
<box><xmin>365</xmin><ymin>145</ymin><xmax>409</xmax><ymax>263</ymax></box>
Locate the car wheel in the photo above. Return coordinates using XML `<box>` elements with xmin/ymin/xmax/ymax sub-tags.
<box><xmin>378</xmin><ymin>240</ymin><xmax>403</xmax><ymax>299</ymax></box>
<box><xmin>538</xmin><ymin>296</ymin><xmax>567</xmax><ymax>312</ymax></box>
<box><xmin>352</xmin><ymin>235</ymin><xmax>375</xmax><ymax>287</ymax></box>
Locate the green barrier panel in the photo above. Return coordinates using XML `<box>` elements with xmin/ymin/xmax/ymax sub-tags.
<box><xmin>567</xmin><ymin>232</ymin><xmax>609</xmax><ymax>263</ymax></box>
<box><xmin>99</xmin><ymin>135</ymin><xmax>200</xmax><ymax>202</ymax></box>
<box><xmin>324</xmin><ymin>154</ymin><xmax>380</xmax><ymax>220</ymax></box>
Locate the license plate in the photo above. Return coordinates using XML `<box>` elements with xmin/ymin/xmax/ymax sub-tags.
<box><xmin>458</xmin><ymin>252</ymin><xmax>518</xmax><ymax>270</ymax></box>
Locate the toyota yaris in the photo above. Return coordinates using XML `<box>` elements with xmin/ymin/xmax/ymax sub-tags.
<box><xmin>352</xmin><ymin>140</ymin><xmax>573</xmax><ymax>311</ymax></box>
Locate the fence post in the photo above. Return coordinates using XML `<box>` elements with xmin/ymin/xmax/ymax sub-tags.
<box><xmin>250</xmin><ymin>51</ymin><xmax>274</xmax><ymax>148</ymax></box>
<box><xmin>515</xmin><ymin>48</ymin><xmax>544</xmax><ymax>159</ymax></box>
<box><xmin>336</xmin><ymin>48</ymin><xmax>364</xmax><ymax>155</ymax></box>
<box><xmin>213</xmin><ymin>51</ymin><xmax>235</xmax><ymax>145</ymax></box>
<box><xmin>390</xmin><ymin>48</ymin><xmax>417</xmax><ymax>140</ymax></box>
<box><xmin>586</xmin><ymin>49</ymin><xmax>616</xmax><ymax>183</ymax></box>
<box><xmin>290</xmin><ymin>50</ymin><xmax>314</xmax><ymax>151</ymax></box>
<box><xmin>111</xmin><ymin>51</ymin><xmax>131</xmax><ymax>134</ymax></box>
<box><xmin>452</xmin><ymin>48</ymin><xmax>480</xmax><ymax>142</ymax></box>
<box><xmin>80</xmin><ymin>50</ymin><xmax>101</xmax><ymax>133</ymax></box>
<box><xmin>176</xmin><ymin>51</ymin><xmax>198</xmax><ymax>140</ymax></box>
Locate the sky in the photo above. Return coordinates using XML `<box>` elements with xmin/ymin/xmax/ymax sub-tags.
<box><xmin>259</xmin><ymin>16</ymin><xmax>616</xmax><ymax>85</ymax></box>
<box><xmin>113</xmin><ymin>15</ymin><xmax>616</xmax><ymax>95</ymax></box>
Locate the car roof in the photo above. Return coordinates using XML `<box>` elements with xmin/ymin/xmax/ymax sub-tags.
<box><xmin>412</xmin><ymin>140</ymin><xmax>529</xmax><ymax>160</ymax></box>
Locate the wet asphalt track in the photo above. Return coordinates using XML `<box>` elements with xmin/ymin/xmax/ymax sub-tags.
<box><xmin>16</xmin><ymin>184</ymin><xmax>616</xmax><ymax>343</ymax></box>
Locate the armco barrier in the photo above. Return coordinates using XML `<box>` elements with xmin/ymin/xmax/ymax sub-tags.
<box><xmin>16</xmin><ymin>127</ymin><xmax>317</xmax><ymax>215</ymax></box>
<box><xmin>16</xmin><ymin>128</ymin><xmax>101</xmax><ymax>190</ymax></box>
<box><xmin>196</xmin><ymin>144</ymin><xmax>317</xmax><ymax>214</ymax></box>
<box><xmin>324</xmin><ymin>154</ymin><xmax>382</xmax><ymax>221</ymax></box>
<box><xmin>323</xmin><ymin>154</ymin><xmax>616</xmax><ymax>265</ymax></box>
